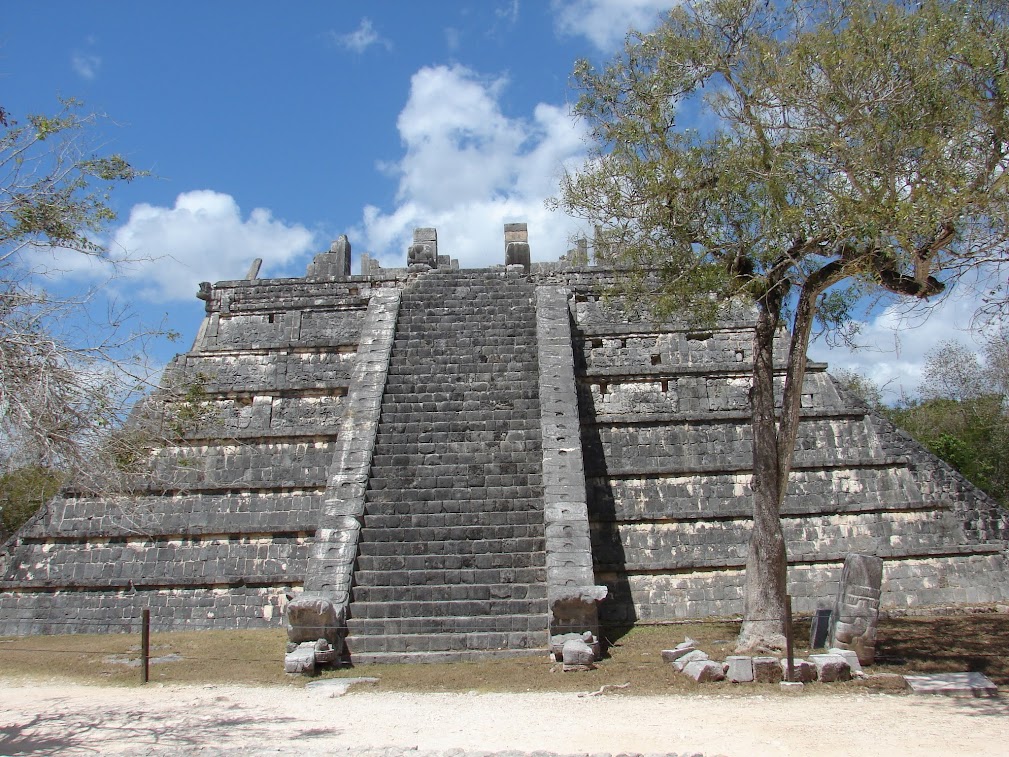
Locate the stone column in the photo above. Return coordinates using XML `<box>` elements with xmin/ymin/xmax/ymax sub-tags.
<box><xmin>505</xmin><ymin>222</ymin><xmax>531</xmax><ymax>272</ymax></box>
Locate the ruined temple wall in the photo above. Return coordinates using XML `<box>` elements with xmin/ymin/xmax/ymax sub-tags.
<box><xmin>0</xmin><ymin>274</ymin><xmax>405</xmax><ymax>634</ymax></box>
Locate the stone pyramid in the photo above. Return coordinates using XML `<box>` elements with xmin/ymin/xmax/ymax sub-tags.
<box><xmin>2</xmin><ymin>224</ymin><xmax>1007</xmax><ymax>662</ymax></box>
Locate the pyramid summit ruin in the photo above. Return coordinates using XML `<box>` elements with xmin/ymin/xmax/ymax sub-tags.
<box><xmin>2</xmin><ymin>224</ymin><xmax>1008</xmax><ymax>662</ymax></box>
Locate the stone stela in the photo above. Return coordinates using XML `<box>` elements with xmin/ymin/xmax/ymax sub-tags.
<box><xmin>2</xmin><ymin>222</ymin><xmax>1008</xmax><ymax>668</ymax></box>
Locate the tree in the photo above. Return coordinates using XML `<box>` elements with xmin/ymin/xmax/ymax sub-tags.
<box><xmin>0</xmin><ymin>97</ymin><xmax>152</xmax><ymax>505</ymax></box>
<box><xmin>556</xmin><ymin>0</ymin><xmax>1009</xmax><ymax>651</ymax></box>
<box><xmin>888</xmin><ymin>336</ymin><xmax>1009</xmax><ymax>506</ymax></box>
<box><xmin>0</xmin><ymin>466</ymin><xmax>63</xmax><ymax>543</ymax></box>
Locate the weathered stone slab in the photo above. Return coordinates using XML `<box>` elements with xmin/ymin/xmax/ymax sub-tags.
<box><xmin>284</xmin><ymin>642</ymin><xmax>316</xmax><ymax>675</ymax></box>
<box><xmin>828</xmin><ymin>647</ymin><xmax>863</xmax><ymax>675</ymax></box>
<box><xmin>672</xmin><ymin>649</ymin><xmax>708</xmax><ymax>671</ymax></box>
<box><xmin>724</xmin><ymin>655</ymin><xmax>753</xmax><ymax>683</ymax></box>
<box><xmin>904</xmin><ymin>672</ymin><xmax>998</xmax><ymax>697</ymax></box>
<box><xmin>809</xmin><ymin>607</ymin><xmax>832</xmax><ymax>649</ymax></box>
<box><xmin>683</xmin><ymin>659</ymin><xmax>725</xmax><ymax>682</ymax></box>
<box><xmin>305</xmin><ymin>677</ymin><xmax>380</xmax><ymax>697</ymax></box>
<box><xmin>661</xmin><ymin>646</ymin><xmax>697</xmax><ymax>663</ymax></box>
<box><xmin>828</xmin><ymin>553</ymin><xmax>884</xmax><ymax>665</ymax></box>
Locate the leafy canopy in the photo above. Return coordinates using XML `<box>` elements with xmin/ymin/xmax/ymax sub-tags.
<box><xmin>558</xmin><ymin>0</ymin><xmax>1009</xmax><ymax>325</ymax></box>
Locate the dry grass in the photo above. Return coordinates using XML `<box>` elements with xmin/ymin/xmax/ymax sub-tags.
<box><xmin>1</xmin><ymin>612</ymin><xmax>1005</xmax><ymax>693</ymax></box>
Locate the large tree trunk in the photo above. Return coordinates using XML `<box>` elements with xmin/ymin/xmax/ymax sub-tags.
<box><xmin>736</xmin><ymin>266</ymin><xmax>844</xmax><ymax>652</ymax></box>
<box><xmin>737</xmin><ymin>297</ymin><xmax>789</xmax><ymax>653</ymax></box>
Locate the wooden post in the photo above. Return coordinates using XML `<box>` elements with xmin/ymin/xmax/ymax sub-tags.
<box><xmin>784</xmin><ymin>594</ymin><xmax>795</xmax><ymax>682</ymax></box>
<box><xmin>141</xmin><ymin>608</ymin><xmax>150</xmax><ymax>684</ymax></box>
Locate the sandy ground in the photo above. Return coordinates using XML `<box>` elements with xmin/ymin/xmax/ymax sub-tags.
<box><xmin>1</xmin><ymin>679</ymin><xmax>1006</xmax><ymax>756</ymax></box>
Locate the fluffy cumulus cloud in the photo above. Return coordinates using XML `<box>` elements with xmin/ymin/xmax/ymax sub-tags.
<box><xmin>551</xmin><ymin>0</ymin><xmax>676</xmax><ymax>51</ymax></box>
<box><xmin>809</xmin><ymin>270</ymin><xmax>1006</xmax><ymax>403</ymax></box>
<box><xmin>355</xmin><ymin>65</ymin><xmax>590</xmax><ymax>269</ymax></box>
<box><xmin>102</xmin><ymin>190</ymin><xmax>317</xmax><ymax>302</ymax></box>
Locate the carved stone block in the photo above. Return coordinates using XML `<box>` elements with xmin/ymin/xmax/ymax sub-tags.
<box><xmin>285</xmin><ymin>593</ymin><xmax>346</xmax><ymax>647</ymax></box>
<box><xmin>828</xmin><ymin>553</ymin><xmax>884</xmax><ymax>665</ymax></box>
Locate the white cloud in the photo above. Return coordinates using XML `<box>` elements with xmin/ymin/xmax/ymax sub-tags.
<box><xmin>72</xmin><ymin>52</ymin><xmax>101</xmax><ymax>80</ymax></box>
<box><xmin>332</xmin><ymin>18</ymin><xmax>391</xmax><ymax>54</ymax></box>
<box><xmin>97</xmin><ymin>190</ymin><xmax>317</xmax><ymax>302</ymax></box>
<box><xmin>353</xmin><ymin>65</ymin><xmax>590</xmax><ymax>270</ymax></box>
<box><xmin>551</xmin><ymin>0</ymin><xmax>676</xmax><ymax>51</ymax></box>
<box><xmin>810</xmin><ymin>270</ymin><xmax>1006</xmax><ymax>403</ymax></box>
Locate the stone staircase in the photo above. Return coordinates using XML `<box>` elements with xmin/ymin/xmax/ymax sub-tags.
<box><xmin>345</xmin><ymin>270</ymin><xmax>549</xmax><ymax>662</ymax></box>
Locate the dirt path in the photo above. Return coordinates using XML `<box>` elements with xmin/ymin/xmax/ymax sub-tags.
<box><xmin>1</xmin><ymin>680</ymin><xmax>1005</xmax><ymax>756</ymax></box>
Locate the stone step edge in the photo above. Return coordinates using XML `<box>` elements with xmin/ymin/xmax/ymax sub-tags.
<box><xmin>0</xmin><ymin>575</ymin><xmax>302</xmax><ymax>592</ymax></box>
<box><xmin>346</xmin><ymin>612</ymin><xmax>548</xmax><ymax>628</ymax></box>
<box><xmin>593</xmin><ymin>456</ymin><xmax>913</xmax><ymax>478</ymax></box>
<box><xmin>593</xmin><ymin>543</ymin><xmax>1006</xmax><ymax>574</ymax></box>
<box><xmin>591</xmin><ymin>499</ymin><xmax>940</xmax><ymax>523</ymax></box>
<box><xmin>344</xmin><ymin>647</ymin><xmax>549</xmax><ymax>666</ymax></box>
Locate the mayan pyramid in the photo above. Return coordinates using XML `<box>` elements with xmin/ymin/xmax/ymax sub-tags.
<box><xmin>2</xmin><ymin>224</ymin><xmax>1007</xmax><ymax>661</ymax></box>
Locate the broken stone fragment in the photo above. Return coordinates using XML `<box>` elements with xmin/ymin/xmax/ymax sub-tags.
<box><xmin>561</xmin><ymin>639</ymin><xmax>596</xmax><ymax>671</ymax></box>
<box><xmin>551</xmin><ymin>632</ymin><xmax>600</xmax><ymax>662</ymax></box>
<box><xmin>682</xmin><ymin>659</ymin><xmax>725</xmax><ymax>682</ymax></box>
<box><xmin>313</xmin><ymin>638</ymin><xmax>339</xmax><ymax>666</ymax></box>
<box><xmin>753</xmin><ymin>656</ymin><xmax>783</xmax><ymax>683</ymax></box>
<box><xmin>809</xmin><ymin>653</ymin><xmax>851</xmax><ymax>682</ymax></box>
<box><xmin>660</xmin><ymin>646</ymin><xmax>696</xmax><ymax>663</ymax></box>
<box><xmin>284</xmin><ymin>642</ymin><xmax>317</xmax><ymax>675</ymax></box>
<box><xmin>672</xmin><ymin>649</ymin><xmax>709</xmax><ymax>672</ymax></box>
<box><xmin>828</xmin><ymin>647</ymin><xmax>863</xmax><ymax>674</ymax></box>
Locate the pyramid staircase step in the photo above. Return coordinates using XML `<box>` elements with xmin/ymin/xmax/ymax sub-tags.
<box><xmin>345</xmin><ymin>271</ymin><xmax>548</xmax><ymax>661</ymax></box>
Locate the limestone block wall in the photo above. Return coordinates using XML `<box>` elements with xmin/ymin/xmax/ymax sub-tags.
<box><xmin>0</xmin><ymin>272</ymin><xmax>406</xmax><ymax>634</ymax></box>
<box><xmin>559</xmin><ymin>279</ymin><xmax>1009</xmax><ymax>625</ymax></box>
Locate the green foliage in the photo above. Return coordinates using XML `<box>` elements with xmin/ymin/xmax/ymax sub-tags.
<box><xmin>164</xmin><ymin>373</ymin><xmax>215</xmax><ymax>440</ymax></box>
<box><xmin>852</xmin><ymin>335</ymin><xmax>1009</xmax><ymax>507</ymax></box>
<box><xmin>888</xmin><ymin>396</ymin><xmax>1009</xmax><ymax>505</ymax></box>
<box><xmin>1</xmin><ymin>97</ymin><xmax>145</xmax><ymax>254</ymax></box>
<box><xmin>0</xmin><ymin>466</ymin><xmax>64</xmax><ymax>542</ymax></box>
<box><xmin>832</xmin><ymin>369</ymin><xmax>885</xmax><ymax>412</ymax></box>
<box><xmin>557</xmin><ymin>0</ymin><xmax>1009</xmax><ymax>325</ymax></box>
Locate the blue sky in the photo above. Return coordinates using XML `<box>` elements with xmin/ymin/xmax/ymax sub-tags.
<box><xmin>2</xmin><ymin>0</ymin><xmax>996</xmax><ymax>399</ymax></box>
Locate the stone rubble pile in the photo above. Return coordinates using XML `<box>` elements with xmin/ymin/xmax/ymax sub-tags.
<box><xmin>661</xmin><ymin>637</ymin><xmax>866</xmax><ymax>686</ymax></box>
